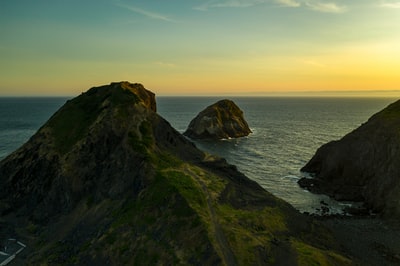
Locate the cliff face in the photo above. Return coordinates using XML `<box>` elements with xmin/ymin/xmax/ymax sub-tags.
<box><xmin>300</xmin><ymin>99</ymin><xmax>400</xmax><ymax>218</ymax></box>
<box><xmin>184</xmin><ymin>99</ymin><xmax>252</xmax><ymax>139</ymax></box>
<box><xmin>0</xmin><ymin>82</ymin><xmax>351</xmax><ymax>265</ymax></box>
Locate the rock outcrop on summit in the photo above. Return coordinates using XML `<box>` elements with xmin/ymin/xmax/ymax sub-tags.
<box><xmin>0</xmin><ymin>82</ymin><xmax>351</xmax><ymax>265</ymax></box>
<box><xmin>300</xmin><ymin>99</ymin><xmax>400</xmax><ymax>218</ymax></box>
<box><xmin>184</xmin><ymin>99</ymin><xmax>252</xmax><ymax>140</ymax></box>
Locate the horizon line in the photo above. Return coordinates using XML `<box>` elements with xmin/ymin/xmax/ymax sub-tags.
<box><xmin>1</xmin><ymin>90</ymin><xmax>400</xmax><ymax>98</ymax></box>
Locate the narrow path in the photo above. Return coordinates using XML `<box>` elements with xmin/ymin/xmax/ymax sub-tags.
<box><xmin>183</xmin><ymin>165</ymin><xmax>237</xmax><ymax>266</ymax></box>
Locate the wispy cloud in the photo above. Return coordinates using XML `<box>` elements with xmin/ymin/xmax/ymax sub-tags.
<box><xmin>194</xmin><ymin>0</ymin><xmax>269</xmax><ymax>11</ymax></box>
<box><xmin>195</xmin><ymin>0</ymin><xmax>347</xmax><ymax>13</ymax></box>
<box><xmin>305</xmin><ymin>1</ymin><xmax>347</xmax><ymax>13</ymax></box>
<box><xmin>283</xmin><ymin>0</ymin><xmax>348</xmax><ymax>13</ymax></box>
<box><xmin>116</xmin><ymin>3</ymin><xmax>176</xmax><ymax>22</ymax></box>
<box><xmin>381</xmin><ymin>1</ymin><xmax>400</xmax><ymax>8</ymax></box>
<box><xmin>275</xmin><ymin>0</ymin><xmax>301</xmax><ymax>7</ymax></box>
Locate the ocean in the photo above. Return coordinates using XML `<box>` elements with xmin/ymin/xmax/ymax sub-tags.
<box><xmin>0</xmin><ymin>96</ymin><xmax>397</xmax><ymax>214</ymax></box>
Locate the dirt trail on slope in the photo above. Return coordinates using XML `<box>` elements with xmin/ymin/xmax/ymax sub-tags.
<box><xmin>183</xmin><ymin>165</ymin><xmax>237</xmax><ymax>266</ymax></box>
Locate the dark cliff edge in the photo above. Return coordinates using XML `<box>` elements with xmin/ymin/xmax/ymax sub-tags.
<box><xmin>0</xmin><ymin>82</ymin><xmax>351</xmax><ymax>265</ymax></box>
<box><xmin>183</xmin><ymin>99</ymin><xmax>252</xmax><ymax>140</ymax></box>
<box><xmin>300</xmin><ymin>99</ymin><xmax>400</xmax><ymax>219</ymax></box>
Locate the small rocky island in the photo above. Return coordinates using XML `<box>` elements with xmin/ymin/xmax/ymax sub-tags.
<box><xmin>299</xmin><ymin>99</ymin><xmax>400</xmax><ymax>218</ymax></box>
<box><xmin>0</xmin><ymin>82</ymin><xmax>352</xmax><ymax>265</ymax></box>
<box><xmin>183</xmin><ymin>99</ymin><xmax>252</xmax><ymax>140</ymax></box>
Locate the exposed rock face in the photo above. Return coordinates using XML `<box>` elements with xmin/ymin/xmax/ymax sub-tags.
<box><xmin>300</xmin><ymin>99</ymin><xmax>400</xmax><ymax>218</ymax></box>
<box><xmin>184</xmin><ymin>99</ymin><xmax>252</xmax><ymax>139</ymax></box>
<box><xmin>120</xmin><ymin>81</ymin><xmax>157</xmax><ymax>112</ymax></box>
<box><xmin>0</xmin><ymin>82</ymin><xmax>351</xmax><ymax>265</ymax></box>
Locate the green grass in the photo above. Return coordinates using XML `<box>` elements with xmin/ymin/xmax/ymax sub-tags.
<box><xmin>48</xmin><ymin>97</ymin><xmax>101</xmax><ymax>154</ymax></box>
<box><xmin>139</xmin><ymin>120</ymin><xmax>153</xmax><ymax>146</ymax></box>
<box><xmin>128</xmin><ymin>131</ymin><xmax>148</xmax><ymax>155</ymax></box>
<box><xmin>154</xmin><ymin>151</ymin><xmax>184</xmax><ymax>169</ymax></box>
<box><xmin>291</xmin><ymin>239</ymin><xmax>352</xmax><ymax>266</ymax></box>
<box><xmin>163</xmin><ymin>170</ymin><xmax>207</xmax><ymax>214</ymax></box>
<box><xmin>128</xmin><ymin>120</ymin><xmax>155</xmax><ymax>156</ymax></box>
<box><xmin>105</xmin><ymin>167</ymin><xmax>211</xmax><ymax>265</ymax></box>
<box><xmin>110</xmin><ymin>168</ymin><xmax>194</xmax><ymax>229</ymax></box>
<box><xmin>45</xmin><ymin>241</ymin><xmax>79</xmax><ymax>265</ymax></box>
<box><xmin>216</xmin><ymin>204</ymin><xmax>287</xmax><ymax>264</ymax></box>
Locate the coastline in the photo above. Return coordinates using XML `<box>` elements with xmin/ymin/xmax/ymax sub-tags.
<box><xmin>318</xmin><ymin>216</ymin><xmax>400</xmax><ymax>265</ymax></box>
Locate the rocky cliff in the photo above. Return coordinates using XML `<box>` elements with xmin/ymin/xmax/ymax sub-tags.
<box><xmin>184</xmin><ymin>99</ymin><xmax>252</xmax><ymax>139</ymax></box>
<box><xmin>300</xmin><ymin>99</ymin><xmax>400</xmax><ymax>218</ymax></box>
<box><xmin>0</xmin><ymin>82</ymin><xmax>351</xmax><ymax>265</ymax></box>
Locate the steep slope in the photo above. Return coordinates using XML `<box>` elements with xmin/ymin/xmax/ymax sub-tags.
<box><xmin>0</xmin><ymin>82</ymin><xmax>351</xmax><ymax>265</ymax></box>
<box><xmin>184</xmin><ymin>99</ymin><xmax>252</xmax><ymax>139</ymax></box>
<box><xmin>300</xmin><ymin>99</ymin><xmax>400</xmax><ymax>218</ymax></box>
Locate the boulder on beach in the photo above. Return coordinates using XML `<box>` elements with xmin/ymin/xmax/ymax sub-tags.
<box><xmin>183</xmin><ymin>99</ymin><xmax>252</xmax><ymax>140</ymax></box>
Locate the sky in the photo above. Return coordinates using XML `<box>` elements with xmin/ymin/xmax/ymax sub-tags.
<box><xmin>0</xmin><ymin>0</ymin><xmax>400</xmax><ymax>96</ymax></box>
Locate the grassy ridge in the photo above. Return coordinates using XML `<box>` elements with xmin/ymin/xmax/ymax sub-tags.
<box><xmin>24</xmin><ymin>82</ymin><xmax>353</xmax><ymax>265</ymax></box>
<box><xmin>124</xmin><ymin>118</ymin><xmax>352</xmax><ymax>265</ymax></box>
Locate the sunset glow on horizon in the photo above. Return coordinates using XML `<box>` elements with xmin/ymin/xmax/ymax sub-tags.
<box><xmin>1</xmin><ymin>0</ymin><xmax>400</xmax><ymax>96</ymax></box>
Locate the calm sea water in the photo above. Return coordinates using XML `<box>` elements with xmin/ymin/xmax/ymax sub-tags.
<box><xmin>0</xmin><ymin>96</ymin><xmax>397</xmax><ymax>214</ymax></box>
<box><xmin>0</xmin><ymin>97</ymin><xmax>69</xmax><ymax>159</ymax></box>
<box><xmin>157</xmin><ymin>97</ymin><xmax>397</xmax><ymax>214</ymax></box>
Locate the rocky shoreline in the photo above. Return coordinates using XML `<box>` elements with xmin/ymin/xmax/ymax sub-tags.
<box><xmin>318</xmin><ymin>215</ymin><xmax>400</xmax><ymax>266</ymax></box>
<box><xmin>301</xmin><ymin>196</ymin><xmax>400</xmax><ymax>265</ymax></box>
<box><xmin>299</xmin><ymin>99</ymin><xmax>400</xmax><ymax>218</ymax></box>
<box><xmin>297</xmin><ymin>98</ymin><xmax>400</xmax><ymax>265</ymax></box>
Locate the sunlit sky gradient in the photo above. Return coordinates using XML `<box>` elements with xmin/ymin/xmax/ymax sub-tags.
<box><xmin>1</xmin><ymin>0</ymin><xmax>400</xmax><ymax>96</ymax></box>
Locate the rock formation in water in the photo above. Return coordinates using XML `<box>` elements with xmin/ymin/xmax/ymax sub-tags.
<box><xmin>300</xmin><ymin>99</ymin><xmax>400</xmax><ymax>218</ymax></box>
<box><xmin>183</xmin><ymin>99</ymin><xmax>252</xmax><ymax>139</ymax></box>
<box><xmin>0</xmin><ymin>82</ymin><xmax>351</xmax><ymax>265</ymax></box>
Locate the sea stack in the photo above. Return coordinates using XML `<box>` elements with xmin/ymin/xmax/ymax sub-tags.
<box><xmin>0</xmin><ymin>82</ymin><xmax>351</xmax><ymax>265</ymax></box>
<box><xmin>183</xmin><ymin>99</ymin><xmax>252</xmax><ymax>140</ymax></box>
<box><xmin>300</xmin><ymin>99</ymin><xmax>400</xmax><ymax>218</ymax></box>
